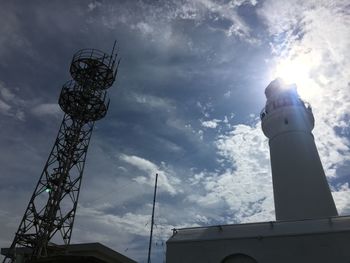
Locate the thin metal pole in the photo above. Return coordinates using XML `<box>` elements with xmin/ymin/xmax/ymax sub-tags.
<box><xmin>147</xmin><ymin>173</ymin><xmax>158</xmax><ymax>263</ymax></box>
<box><xmin>111</xmin><ymin>40</ymin><xmax>117</xmax><ymax>57</ymax></box>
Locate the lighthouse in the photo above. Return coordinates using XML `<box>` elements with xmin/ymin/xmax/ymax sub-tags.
<box><xmin>260</xmin><ymin>78</ymin><xmax>338</xmax><ymax>221</ymax></box>
<box><xmin>166</xmin><ymin>79</ymin><xmax>350</xmax><ymax>263</ymax></box>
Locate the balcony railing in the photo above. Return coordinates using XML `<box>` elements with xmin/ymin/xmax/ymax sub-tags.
<box><xmin>260</xmin><ymin>97</ymin><xmax>312</xmax><ymax>120</ymax></box>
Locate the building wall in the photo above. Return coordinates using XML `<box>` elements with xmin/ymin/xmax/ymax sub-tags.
<box><xmin>167</xmin><ymin>230</ymin><xmax>350</xmax><ymax>263</ymax></box>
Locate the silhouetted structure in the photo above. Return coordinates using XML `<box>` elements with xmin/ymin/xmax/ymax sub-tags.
<box><xmin>2</xmin><ymin>243</ymin><xmax>136</xmax><ymax>263</ymax></box>
<box><xmin>3</xmin><ymin>45</ymin><xmax>120</xmax><ymax>263</ymax></box>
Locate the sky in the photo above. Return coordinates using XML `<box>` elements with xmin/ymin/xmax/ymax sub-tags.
<box><xmin>0</xmin><ymin>0</ymin><xmax>350</xmax><ymax>262</ymax></box>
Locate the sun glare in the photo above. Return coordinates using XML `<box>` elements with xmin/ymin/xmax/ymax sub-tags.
<box><xmin>272</xmin><ymin>57</ymin><xmax>320</xmax><ymax>100</ymax></box>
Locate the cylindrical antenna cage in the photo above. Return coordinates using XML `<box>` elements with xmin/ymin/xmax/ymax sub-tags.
<box><xmin>70</xmin><ymin>49</ymin><xmax>118</xmax><ymax>89</ymax></box>
<box><xmin>59</xmin><ymin>80</ymin><xmax>109</xmax><ymax>122</ymax></box>
<box><xmin>59</xmin><ymin>47</ymin><xmax>119</xmax><ymax>122</ymax></box>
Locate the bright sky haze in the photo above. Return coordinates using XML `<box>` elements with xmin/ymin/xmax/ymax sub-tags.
<box><xmin>0</xmin><ymin>1</ymin><xmax>350</xmax><ymax>262</ymax></box>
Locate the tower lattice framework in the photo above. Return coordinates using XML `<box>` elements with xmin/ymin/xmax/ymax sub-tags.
<box><xmin>3</xmin><ymin>45</ymin><xmax>120</xmax><ymax>263</ymax></box>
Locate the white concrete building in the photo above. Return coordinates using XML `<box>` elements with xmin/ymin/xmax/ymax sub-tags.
<box><xmin>166</xmin><ymin>79</ymin><xmax>350</xmax><ymax>263</ymax></box>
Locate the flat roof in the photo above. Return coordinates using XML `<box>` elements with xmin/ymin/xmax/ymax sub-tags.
<box><xmin>1</xmin><ymin>243</ymin><xmax>136</xmax><ymax>263</ymax></box>
<box><xmin>167</xmin><ymin>215</ymin><xmax>350</xmax><ymax>243</ymax></box>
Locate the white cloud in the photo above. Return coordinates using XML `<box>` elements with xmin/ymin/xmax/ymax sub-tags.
<box><xmin>231</xmin><ymin>0</ymin><xmax>258</xmax><ymax>6</ymax></box>
<box><xmin>0</xmin><ymin>85</ymin><xmax>15</xmax><ymax>101</ymax></box>
<box><xmin>332</xmin><ymin>183</ymin><xmax>350</xmax><ymax>215</ymax></box>
<box><xmin>74</xmin><ymin>201</ymin><xmax>191</xmax><ymax>262</ymax></box>
<box><xmin>99</xmin><ymin>0</ymin><xmax>258</xmax><ymax>46</ymax></box>
<box><xmin>197</xmin><ymin>114</ymin><xmax>348</xmax><ymax>222</ymax></box>
<box><xmin>88</xmin><ymin>1</ymin><xmax>102</xmax><ymax>11</ymax></box>
<box><xmin>0</xmin><ymin>82</ymin><xmax>27</xmax><ymax>120</ymax></box>
<box><xmin>74</xmin><ymin>206</ymin><xmax>161</xmax><ymax>262</ymax></box>
<box><xmin>0</xmin><ymin>99</ymin><xmax>11</xmax><ymax>113</ymax></box>
<box><xmin>119</xmin><ymin>154</ymin><xmax>181</xmax><ymax>195</ymax></box>
<box><xmin>197</xmin><ymin>101</ymin><xmax>213</xmax><ymax>118</ymax></box>
<box><xmin>194</xmin><ymin>214</ymin><xmax>210</xmax><ymax>224</ymax></box>
<box><xmin>166</xmin><ymin>118</ymin><xmax>201</xmax><ymax>142</ymax></box>
<box><xmin>186</xmin><ymin>0</ymin><xmax>257</xmax><ymax>42</ymax></box>
<box><xmin>187</xmin><ymin>122</ymin><xmax>275</xmax><ymax>223</ymax></box>
<box><xmin>0</xmin><ymin>5</ymin><xmax>31</xmax><ymax>58</ymax></box>
<box><xmin>224</xmin><ymin>90</ymin><xmax>231</xmax><ymax>98</ymax></box>
<box><xmin>215</xmin><ymin>122</ymin><xmax>274</xmax><ymax>222</ymax></box>
<box><xmin>31</xmin><ymin>103</ymin><xmax>61</xmax><ymax>117</ymax></box>
<box><xmin>201</xmin><ymin>119</ymin><xmax>221</xmax><ymax>128</ymax></box>
<box><xmin>257</xmin><ymin>0</ymin><xmax>306</xmax><ymax>36</ymax></box>
<box><xmin>132</xmin><ymin>92</ymin><xmax>175</xmax><ymax>111</ymax></box>
<box><xmin>79</xmin><ymin>207</ymin><xmax>151</xmax><ymax>237</ymax></box>
<box><xmin>134</xmin><ymin>22</ymin><xmax>154</xmax><ymax>35</ymax></box>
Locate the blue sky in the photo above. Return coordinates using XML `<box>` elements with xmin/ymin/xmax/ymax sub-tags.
<box><xmin>0</xmin><ymin>0</ymin><xmax>350</xmax><ymax>262</ymax></box>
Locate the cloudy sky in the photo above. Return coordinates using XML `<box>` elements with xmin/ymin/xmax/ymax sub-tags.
<box><xmin>0</xmin><ymin>0</ymin><xmax>350</xmax><ymax>262</ymax></box>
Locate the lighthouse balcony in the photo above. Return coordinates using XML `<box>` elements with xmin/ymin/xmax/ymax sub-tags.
<box><xmin>260</xmin><ymin>97</ymin><xmax>312</xmax><ymax>120</ymax></box>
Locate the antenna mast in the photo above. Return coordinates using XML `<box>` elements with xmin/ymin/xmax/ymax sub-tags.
<box><xmin>3</xmin><ymin>45</ymin><xmax>120</xmax><ymax>263</ymax></box>
<box><xmin>147</xmin><ymin>173</ymin><xmax>158</xmax><ymax>263</ymax></box>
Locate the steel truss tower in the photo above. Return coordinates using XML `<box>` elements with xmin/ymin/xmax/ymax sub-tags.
<box><xmin>3</xmin><ymin>45</ymin><xmax>120</xmax><ymax>263</ymax></box>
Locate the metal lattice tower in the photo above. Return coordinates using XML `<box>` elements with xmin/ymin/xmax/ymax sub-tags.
<box><xmin>3</xmin><ymin>44</ymin><xmax>120</xmax><ymax>263</ymax></box>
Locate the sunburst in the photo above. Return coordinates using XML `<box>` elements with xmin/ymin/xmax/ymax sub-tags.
<box><xmin>272</xmin><ymin>56</ymin><xmax>320</xmax><ymax>100</ymax></box>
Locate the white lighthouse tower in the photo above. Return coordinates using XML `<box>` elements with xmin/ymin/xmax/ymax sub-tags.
<box><xmin>260</xmin><ymin>78</ymin><xmax>338</xmax><ymax>220</ymax></box>
<box><xmin>166</xmin><ymin>79</ymin><xmax>350</xmax><ymax>263</ymax></box>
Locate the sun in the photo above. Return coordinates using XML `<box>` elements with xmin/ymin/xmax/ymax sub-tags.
<box><xmin>271</xmin><ymin>56</ymin><xmax>320</xmax><ymax>100</ymax></box>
